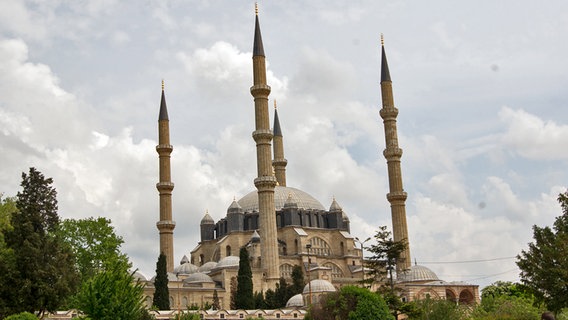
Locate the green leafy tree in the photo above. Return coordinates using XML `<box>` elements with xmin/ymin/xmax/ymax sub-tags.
<box><xmin>0</xmin><ymin>195</ymin><xmax>18</xmax><ymax>317</ymax></box>
<box><xmin>58</xmin><ymin>217</ymin><xmax>126</xmax><ymax>284</ymax></box>
<box><xmin>2</xmin><ymin>168</ymin><xmax>79</xmax><ymax>318</ymax></box>
<box><xmin>153</xmin><ymin>253</ymin><xmax>170</xmax><ymax>310</ymax></box>
<box><xmin>235</xmin><ymin>247</ymin><xmax>254</xmax><ymax>309</ymax></box>
<box><xmin>517</xmin><ymin>191</ymin><xmax>568</xmax><ymax>313</ymax></box>
<box><xmin>3</xmin><ymin>312</ymin><xmax>38</xmax><ymax>320</ymax></box>
<box><xmin>469</xmin><ymin>281</ymin><xmax>542</xmax><ymax>320</ymax></box>
<box><xmin>76</xmin><ymin>258</ymin><xmax>145</xmax><ymax>320</ymax></box>
<box><xmin>307</xmin><ymin>286</ymin><xmax>394</xmax><ymax>320</ymax></box>
<box><xmin>0</xmin><ymin>195</ymin><xmax>17</xmax><ymax>246</ymax></box>
<box><xmin>408</xmin><ymin>298</ymin><xmax>468</xmax><ymax>320</ymax></box>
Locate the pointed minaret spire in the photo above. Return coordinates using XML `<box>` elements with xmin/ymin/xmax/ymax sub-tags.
<box><xmin>250</xmin><ymin>4</ymin><xmax>279</xmax><ymax>289</ymax></box>
<box><xmin>156</xmin><ymin>80</ymin><xmax>176</xmax><ymax>273</ymax></box>
<box><xmin>272</xmin><ymin>100</ymin><xmax>288</xmax><ymax>186</ymax></box>
<box><xmin>379</xmin><ymin>36</ymin><xmax>411</xmax><ymax>273</ymax></box>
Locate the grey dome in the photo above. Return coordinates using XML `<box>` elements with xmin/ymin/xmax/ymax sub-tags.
<box><xmin>286</xmin><ymin>294</ymin><xmax>304</xmax><ymax>307</ymax></box>
<box><xmin>303</xmin><ymin>279</ymin><xmax>336</xmax><ymax>294</ymax></box>
<box><xmin>215</xmin><ymin>255</ymin><xmax>240</xmax><ymax>268</ymax></box>
<box><xmin>174</xmin><ymin>262</ymin><xmax>199</xmax><ymax>275</ymax></box>
<box><xmin>201</xmin><ymin>213</ymin><xmax>214</xmax><ymax>224</ymax></box>
<box><xmin>198</xmin><ymin>261</ymin><xmax>218</xmax><ymax>273</ymax></box>
<box><xmin>397</xmin><ymin>265</ymin><xmax>439</xmax><ymax>283</ymax></box>
<box><xmin>238</xmin><ymin>186</ymin><xmax>325</xmax><ymax>212</ymax></box>
<box><xmin>183</xmin><ymin>272</ymin><xmax>214</xmax><ymax>284</ymax></box>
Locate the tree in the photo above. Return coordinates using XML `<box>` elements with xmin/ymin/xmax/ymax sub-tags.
<box><xmin>153</xmin><ymin>253</ymin><xmax>170</xmax><ymax>310</ymax></box>
<box><xmin>235</xmin><ymin>246</ymin><xmax>254</xmax><ymax>309</ymax></box>
<box><xmin>0</xmin><ymin>195</ymin><xmax>18</xmax><ymax>317</ymax></box>
<box><xmin>58</xmin><ymin>217</ymin><xmax>126</xmax><ymax>285</ymax></box>
<box><xmin>517</xmin><ymin>191</ymin><xmax>568</xmax><ymax>313</ymax></box>
<box><xmin>0</xmin><ymin>195</ymin><xmax>17</xmax><ymax>246</ymax></box>
<box><xmin>308</xmin><ymin>286</ymin><xmax>394</xmax><ymax>320</ymax></box>
<box><xmin>212</xmin><ymin>289</ymin><xmax>221</xmax><ymax>310</ymax></box>
<box><xmin>2</xmin><ymin>168</ymin><xmax>79</xmax><ymax>318</ymax></box>
<box><xmin>229</xmin><ymin>277</ymin><xmax>237</xmax><ymax>309</ymax></box>
<box><xmin>408</xmin><ymin>298</ymin><xmax>467</xmax><ymax>320</ymax></box>
<box><xmin>76</xmin><ymin>258</ymin><xmax>145</xmax><ymax>320</ymax></box>
<box><xmin>291</xmin><ymin>265</ymin><xmax>305</xmax><ymax>294</ymax></box>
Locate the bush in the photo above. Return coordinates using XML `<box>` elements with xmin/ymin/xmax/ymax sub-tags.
<box><xmin>4</xmin><ymin>312</ymin><xmax>38</xmax><ymax>320</ymax></box>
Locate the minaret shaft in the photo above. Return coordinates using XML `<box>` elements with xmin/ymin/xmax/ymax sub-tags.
<box><xmin>272</xmin><ymin>107</ymin><xmax>287</xmax><ymax>186</ymax></box>
<box><xmin>156</xmin><ymin>89</ymin><xmax>175</xmax><ymax>273</ymax></box>
<box><xmin>379</xmin><ymin>46</ymin><xmax>411</xmax><ymax>273</ymax></box>
<box><xmin>251</xmin><ymin>13</ymin><xmax>279</xmax><ymax>288</ymax></box>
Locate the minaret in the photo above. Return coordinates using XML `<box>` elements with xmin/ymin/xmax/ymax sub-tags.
<box><xmin>156</xmin><ymin>80</ymin><xmax>176</xmax><ymax>273</ymax></box>
<box><xmin>379</xmin><ymin>36</ymin><xmax>411</xmax><ymax>273</ymax></box>
<box><xmin>272</xmin><ymin>101</ymin><xmax>287</xmax><ymax>187</ymax></box>
<box><xmin>250</xmin><ymin>4</ymin><xmax>279</xmax><ymax>288</ymax></box>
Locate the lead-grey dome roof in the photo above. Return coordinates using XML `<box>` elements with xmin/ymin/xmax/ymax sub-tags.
<box><xmin>303</xmin><ymin>280</ymin><xmax>336</xmax><ymax>294</ymax></box>
<box><xmin>198</xmin><ymin>261</ymin><xmax>218</xmax><ymax>274</ymax></box>
<box><xmin>215</xmin><ymin>255</ymin><xmax>240</xmax><ymax>269</ymax></box>
<box><xmin>286</xmin><ymin>294</ymin><xmax>304</xmax><ymax>307</ymax></box>
<box><xmin>397</xmin><ymin>265</ymin><xmax>439</xmax><ymax>283</ymax></box>
<box><xmin>238</xmin><ymin>186</ymin><xmax>325</xmax><ymax>212</ymax></box>
<box><xmin>174</xmin><ymin>262</ymin><xmax>199</xmax><ymax>275</ymax></box>
<box><xmin>183</xmin><ymin>272</ymin><xmax>214</xmax><ymax>284</ymax></box>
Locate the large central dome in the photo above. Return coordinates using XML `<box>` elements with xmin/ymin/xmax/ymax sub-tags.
<box><xmin>237</xmin><ymin>186</ymin><xmax>325</xmax><ymax>212</ymax></box>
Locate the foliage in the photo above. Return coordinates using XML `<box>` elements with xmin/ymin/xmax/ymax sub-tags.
<box><xmin>253</xmin><ymin>291</ymin><xmax>266</xmax><ymax>309</ymax></box>
<box><xmin>0</xmin><ymin>195</ymin><xmax>17</xmax><ymax>246</ymax></box>
<box><xmin>263</xmin><ymin>277</ymin><xmax>294</xmax><ymax>308</ymax></box>
<box><xmin>75</xmin><ymin>258</ymin><xmax>145</xmax><ymax>320</ymax></box>
<box><xmin>229</xmin><ymin>277</ymin><xmax>237</xmax><ymax>309</ymax></box>
<box><xmin>469</xmin><ymin>296</ymin><xmax>541</xmax><ymax>320</ymax></box>
<box><xmin>173</xmin><ymin>311</ymin><xmax>200</xmax><ymax>320</ymax></box>
<box><xmin>235</xmin><ymin>247</ymin><xmax>254</xmax><ymax>309</ymax></box>
<box><xmin>153</xmin><ymin>253</ymin><xmax>170</xmax><ymax>310</ymax></box>
<box><xmin>408</xmin><ymin>298</ymin><xmax>468</xmax><ymax>320</ymax></box>
<box><xmin>517</xmin><ymin>191</ymin><xmax>568</xmax><ymax>313</ymax></box>
<box><xmin>365</xmin><ymin>226</ymin><xmax>407</xmax><ymax>287</ymax></box>
<box><xmin>138</xmin><ymin>308</ymin><xmax>156</xmax><ymax>320</ymax></box>
<box><xmin>0</xmin><ymin>195</ymin><xmax>18</xmax><ymax>317</ymax></box>
<box><xmin>1</xmin><ymin>168</ymin><xmax>79</xmax><ymax>318</ymax></box>
<box><xmin>3</xmin><ymin>312</ymin><xmax>38</xmax><ymax>320</ymax></box>
<box><xmin>291</xmin><ymin>265</ymin><xmax>305</xmax><ymax>294</ymax></box>
<box><xmin>58</xmin><ymin>217</ymin><xmax>126</xmax><ymax>285</ymax></box>
<box><xmin>480</xmin><ymin>281</ymin><xmax>534</xmax><ymax>300</ymax></box>
<box><xmin>212</xmin><ymin>289</ymin><xmax>221</xmax><ymax>310</ymax></box>
<box><xmin>307</xmin><ymin>285</ymin><xmax>393</xmax><ymax>320</ymax></box>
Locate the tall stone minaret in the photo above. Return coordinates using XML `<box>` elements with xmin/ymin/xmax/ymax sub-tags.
<box><xmin>272</xmin><ymin>101</ymin><xmax>287</xmax><ymax>187</ymax></box>
<box><xmin>379</xmin><ymin>36</ymin><xmax>411</xmax><ymax>273</ymax></box>
<box><xmin>156</xmin><ymin>80</ymin><xmax>176</xmax><ymax>273</ymax></box>
<box><xmin>251</xmin><ymin>5</ymin><xmax>279</xmax><ymax>288</ymax></box>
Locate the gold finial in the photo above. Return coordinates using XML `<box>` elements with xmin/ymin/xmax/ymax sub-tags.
<box><xmin>161</xmin><ymin>79</ymin><xmax>165</xmax><ymax>91</ymax></box>
<box><xmin>380</xmin><ymin>33</ymin><xmax>384</xmax><ymax>46</ymax></box>
<box><xmin>255</xmin><ymin>2</ymin><xmax>258</xmax><ymax>15</ymax></box>
<box><xmin>274</xmin><ymin>100</ymin><xmax>277</xmax><ymax>109</ymax></box>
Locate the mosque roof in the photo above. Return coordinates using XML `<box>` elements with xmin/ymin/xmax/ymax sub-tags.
<box><xmin>198</xmin><ymin>261</ymin><xmax>218</xmax><ymax>274</ymax></box>
<box><xmin>174</xmin><ymin>262</ymin><xmax>199</xmax><ymax>275</ymax></box>
<box><xmin>397</xmin><ymin>265</ymin><xmax>440</xmax><ymax>283</ymax></box>
<box><xmin>183</xmin><ymin>272</ymin><xmax>214</xmax><ymax>284</ymax></box>
<box><xmin>215</xmin><ymin>255</ymin><xmax>240</xmax><ymax>269</ymax></box>
<box><xmin>286</xmin><ymin>294</ymin><xmax>304</xmax><ymax>307</ymax></box>
<box><xmin>238</xmin><ymin>186</ymin><xmax>325</xmax><ymax>212</ymax></box>
<box><xmin>303</xmin><ymin>279</ymin><xmax>336</xmax><ymax>294</ymax></box>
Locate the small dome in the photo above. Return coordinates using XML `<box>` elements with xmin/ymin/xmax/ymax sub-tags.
<box><xmin>180</xmin><ymin>255</ymin><xmax>190</xmax><ymax>265</ymax></box>
<box><xmin>283</xmin><ymin>193</ymin><xmax>298</xmax><ymax>209</ymax></box>
<box><xmin>174</xmin><ymin>262</ymin><xmax>199</xmax><ymax>275</ymax></box>
<box><xmin>238</xmin><ymin>186</ymin><xmax>325</xmax><ymax>212</ymax></box>
<box><xmin>329</xmin><ymin>197</ymin><xmax>342</xmax><ymax>211</ymax></box>
<box><xmin>215</xmin><ymin>255</ymin><xmax>240</xmax><ymax>268</ymax></box>
<box><xmin>151</xmin><ymin>272</ymin><xmax>178</xmax><ymax>282</ymax></box>
<box><xmin>198</xmin><ymin>261</ymin><xmax>218</xmax><ymax>274</ymax></box>
<box><xmin>303</xmin><ymin>279</ymin><xmax>336</xmax><ymax>294</ymax></box>
<box><xmin>183</xmin><ymin>272</ymin><xmax>214</xmax><ymax>284</ymax></box>
<box><xmin>228</xmin><ymin>199</ymin><xmax>243</xmax><ymax>211</ymax></box>
<box><xmin>250</xmin><ymin>230</ymin><xmax>261</xmax><ymax>243</ymax></box>
<box><xmin>132</xmin><ymin>270</ymin><xmax>146</xmax><ymax>281</ymax></box>
<box><xmin>201</xmin><ymin>213</ymin><xmax>214</xmax><ymax>225</ymax></box>
<box><xmin>397</xmin><ymin>265</ymin><xmax>439</xmax><ymax>283</ymax></box>
<box><xmin>286</xmin><ymin>294</ymin><xmax>304</xmax><ymax>307</ymax></box>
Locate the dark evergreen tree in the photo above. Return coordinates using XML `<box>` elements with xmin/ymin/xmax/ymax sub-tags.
<box><xmin>229</xmin><ymin>277</ymin><xmax>237</xmax><ymax>309</ymax></box>
<box><xmin>264</xmin><ymin>289</ymin><xmax>276</xmax><ymax>309</ymax></box>
<box><xmin>2</xmin><ymin>168</ymin><xmax>78</xmax><ymax>318</ymax></box>
<box><xmin>291</xmin><ymin>265</ymin><xmax>305</xmax><ymax>294</ymax></box>
<box><xmin>274</xmin><ymin>277</ymin><xmax>293</xmax><ymax>308</ymax></box>
<box><xmin>253</xmin><ymin>291</ymin><xmax>266</xmax><ymax>309</ymax></box>
<box><xmin>235</xmin><ymin>247</ymin><xmax>254</xmax><ymax>309</ymax></box>
<box><xmin>212</xmin><ymin>290</ymin><xmax>220</xmax><ymax>310</ymax></box>
<box><xmin>153</xmin><ymin>253</ymin><xmax>170</xmax><ymax>310</ymax></box>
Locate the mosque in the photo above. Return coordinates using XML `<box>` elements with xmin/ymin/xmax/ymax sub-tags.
<box><xmin>137</xmin><ymin>6</ymin><xmax>479</xmax><ymax>313</ymax></box>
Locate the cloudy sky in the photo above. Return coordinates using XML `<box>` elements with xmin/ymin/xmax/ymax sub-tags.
<box><xmin>1</xmin><ymin>1</ymin><xmax>567</xmax><ymax>289</ymax></box>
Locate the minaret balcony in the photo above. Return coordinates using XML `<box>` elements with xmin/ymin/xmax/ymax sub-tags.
<box><xmin>387</xmin><ymin>191</ymin><xmax>408</xmax><ymax>202</ymax></box>
<box><xmin>156</xmin><ymin>220</ymin><xmax>176</xmax><ymax>231</ymax></box>
<box><xmin>252</xmin><ymin>129</ymin><xmax>273</xmax><ymax>142</ymax></box>
<box><xmin>156</xmin><ymin>182</ymin><xmax>175</xmax><ymax>191</ymax></box>
<box><xmin>156</xmin><ymin>144</ymin><xmax>173</xmax><ymax>152</ymax></box>
<box><xmin>379</xmin><ymin>107</ymin><xmax>399</xmax><ymax>119</ymax></box>
<box><xmin>250</xmin><ymin>84</ymin><xmax>271</xmax><ymax>97</ymax></box>
<box><xmin>254</xmin><ymin>175</ymin><xmax>277</xmax><ymax>190</ymax></box>
<box><xmin>383</xmin><ymin>147</ymin><xmax>403</xmax><ymax>159</ymax></box>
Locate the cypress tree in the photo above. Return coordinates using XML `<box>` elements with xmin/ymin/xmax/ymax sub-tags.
<box><xmin>153</xmin><ymin>253</ymin><xmax>170</xmax><ymax>310</ymax></box>
<box><xmin>235</xmin><ymin>247</ymin><xmax>254</xmax><ymax>309</ymax></box>
<box><xmin>291</xmin><ymin>265</ymin><xmax>305</xmax><ymax>294</ymax></box>
<box><xmin>212</xmin><ymin>290</ymin><xmax>220</xmax><ymax>310</ymax></box>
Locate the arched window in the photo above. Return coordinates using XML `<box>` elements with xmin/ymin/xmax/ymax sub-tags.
<box><xmin>459</xmin><ymin>289</ymin><xmax>475</xmax><ymax>304</ymax></box>
<box><xmin>280</xmin><ymin>263</ymin><xmax>294</xmax><ymax>278</ymax></box>
<box><xmin>323</xmin><ymin>262</ymin><xmax>344</xmax><ymax>278</ymax></box>
<box><xmin>308</xmin><ymin>237</ymin><xmax>331</xmax><ymax>256</ymax></box>
<box><xmin>226</xmin><ymin>245</ymin><xmax>231</xmax><ymax>257</ymax></box>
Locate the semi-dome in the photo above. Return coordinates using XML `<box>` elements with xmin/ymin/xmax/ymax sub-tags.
<box><xmin>286</xmin><ymin>294</ymin><xmax>304</xmax><ymax>307</ymax></box>
<box><xmin>238</xmin><ymin>186</ymin><xmax>325</xmax><ymax>212</ymax></box>
<box><xmin>198</xmin><ymin>261</ymin><xmax>218</xmax><ymax>273</ymax></box>
<box><xmin>303</xmin><ymin>279</ymin><xmax>336</xmax><ymax>294</ymax></box>
<box><xmin>174</xmin><ymin>262</ymin><xmax>199</xmax><ymax>275</ymax></box>
<box><xmin>397</xmin><ymin>265</ymin><xmax>439</xmax><ymax>283</ymax></box>
<box><xmin>215</xmin><ymin>255</ymin><xmax>240</xmax><ymax>269</ymax></box>
<box><xmin>183</xmin><ymin>272</ymin><xmax>214</xmax><ymax>284</ymax></box>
